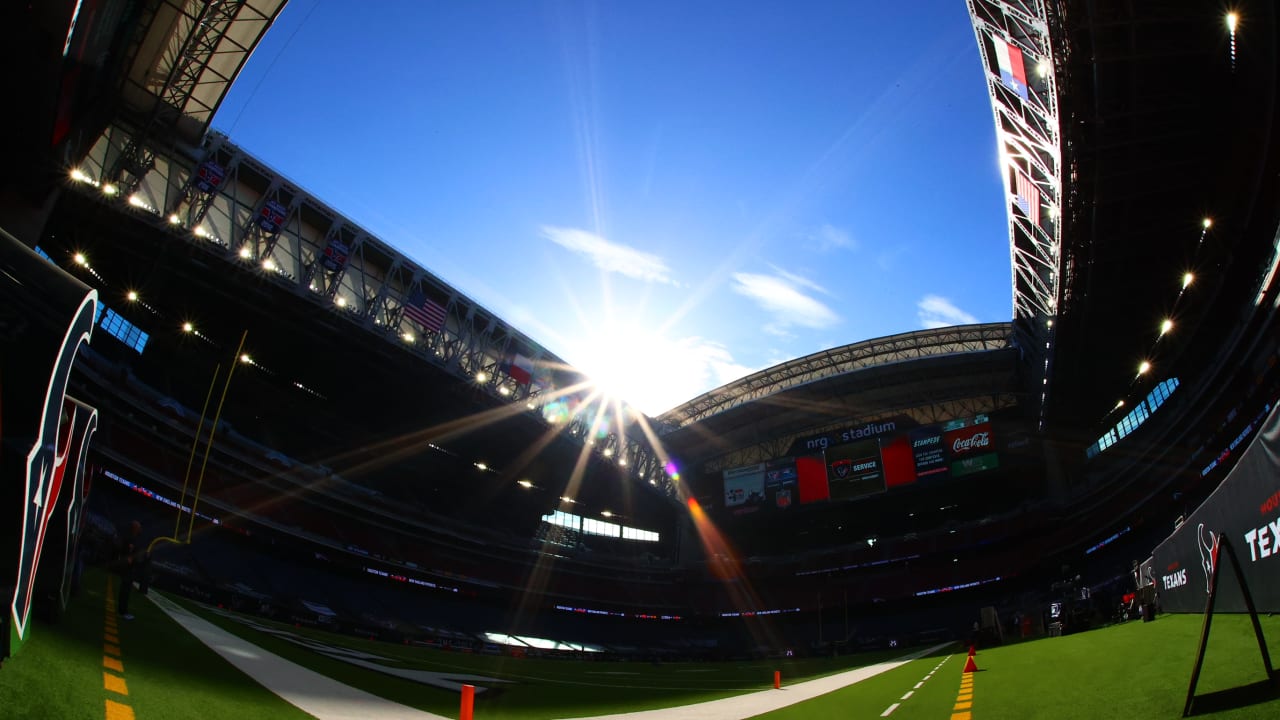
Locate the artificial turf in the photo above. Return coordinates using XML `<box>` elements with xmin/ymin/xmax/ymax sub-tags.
<box><xmin>167</xmin><ymin>594</ymin><xmax>925</xmax><ymax>719</ymax></box>
<box><xmin>7</xmin><ymin>576</ymin><xmax>1280</xmax><ymax>720</ymax></box>
<box><xmin>751</xmin><ymin>613</ymin><xmax>1280</xmax><ymax>719</ymax></box>
<box><xmin>0</xmin><ymin>568</ymin><xmax>311</xmax><ymax>720</ymax></box>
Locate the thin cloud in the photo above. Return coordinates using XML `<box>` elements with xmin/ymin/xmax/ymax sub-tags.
<box><xmin>731</xmin><ymin>271</ymin><xmax>840</xmax><ymax>330</ymax></box>
<box><xmin>810</xmin><ymin>223</ymin><xmax>856</xmax><ymax>252</ymax></box>
<box><xmin>917</xmin><ymin>295</ymin><xmax>978</xmax><ymax>329</ymax></box>
<box><xmin>540</xmin><ymin>226</ymin><xmax>676</xmax><ymax>285</ymax></box>
<box><xmin>770</xmin><ymin>265</ymin><xmax>831</xmax><ymax>296</ymax></box>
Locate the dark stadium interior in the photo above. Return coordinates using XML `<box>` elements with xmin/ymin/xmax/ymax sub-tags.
<box><xmin>4</xmin><ymin>0</ymin><xmax>1280</xmax><ymax>700</ymax></box>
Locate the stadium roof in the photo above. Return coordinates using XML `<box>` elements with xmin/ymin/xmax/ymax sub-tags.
<box><xmin>659</xmin><ymin>322</ymin><xmax>1014</xmax><ymax>429</ymax></box>
<box><xmin>119</xmin><ymin>0</ymin><xmax>287</xmax><ymax>146</ymax></box>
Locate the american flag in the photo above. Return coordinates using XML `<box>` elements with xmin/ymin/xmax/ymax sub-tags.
<box><xmin>1014</xmin><ymin>171</ymin><xmax>1040</xmax><ymax>227</ymax></box>
<box><xmin>403</xmin><ymin>289</ymin><xmax>446</xmax><ymax>332</ymax></box>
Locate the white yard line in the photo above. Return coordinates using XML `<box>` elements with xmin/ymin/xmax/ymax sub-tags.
<box><xmin>560</xmin><ymin>643</ymin><xmax>952</xmax><ymax>720</ymax></box>
<box><xmin>147</xmin><ymin>592</ymin><xmax>449</xmax><ymax>720</ymax></box>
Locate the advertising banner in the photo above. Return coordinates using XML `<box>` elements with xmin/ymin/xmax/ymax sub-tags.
<box><xmin>945</xmin><ymin>422</ymin><xmax>994</xmax><ymax>459</ymax></box>
<box><xmin>194</xmin><ymin>160</ymin><xmax>225</xmax><ymax>193</ymax></box>
<box><xmin>257</xmin><ymin>199</ymin><xmax>287</xmax><ymax>234</ymax></box>
<box><xmin>909</xmin><ymin>425</ymin><xmax>948</xmax><ymax>479</ymax></box>
<box><xmin>881</xmin><ymin>435</ymin><xmax>917</xmax><ymax>488</ymax></box>
<box><xmin>723</xmin><ymin>464</ymin><xmax>766</xmax><ymax>510</ymax></box>
<box><xmin>795</xmin><ymin>455</ymin><xmax>829</xmax><ymax>504</ymax></box>
<box><xmin>764</xmin><ymin>459</ymin><xmax>798</xmax><ymax>509</ymax></box>
<box><xmin>825</xmin><ymin>439</ymin><xmax>885</xmax><ymax>500</ymax></box>
<box><xmin>1149</xmin><ymin>404</ymin><xmax>1280</xmax><ymax>613</ymax></box>
<box><xmin>951</xmin><ymin>452</ymin><xmax>999</xmax><ymax>477</ymax></box>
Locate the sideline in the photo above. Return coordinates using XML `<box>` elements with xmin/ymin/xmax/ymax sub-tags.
<box><xmin>146</xmin><ymin>592</ymin><xmax>449</xmax><ymax>720</ymax></box>
<box><xmin>149</xmin><ymin>590</ymin><xmax>948</xmax><ymax>720</ymax></box>
<box><xmin>560</xmin><ymin>642</ymin><xmax>953</xmax><ymax>720</ymax></box>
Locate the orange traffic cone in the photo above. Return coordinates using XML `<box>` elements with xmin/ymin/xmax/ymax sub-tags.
<box><xmin>963</xmin><ymin>654</ymin><xmax>979</xmax><ymax>673</ymax></box>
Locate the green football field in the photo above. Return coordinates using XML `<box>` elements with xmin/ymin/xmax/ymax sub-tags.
<box><xmin>2</xmin><ymin>568</ymin><xmax>1279</xmax><ymax>719</ymax></box>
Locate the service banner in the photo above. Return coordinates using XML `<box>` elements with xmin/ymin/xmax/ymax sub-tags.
<box><xmin>826</xmin><ymin>439</ymin><xmax>885</xmax><ymax>500</ymax></box>
<box><xmin>1149</xmin><ymin>403</ymin><xmax>1280</xmax><ymax>613</ymax></box>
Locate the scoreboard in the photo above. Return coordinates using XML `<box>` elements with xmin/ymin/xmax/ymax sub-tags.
<box><xmin>720</xmin><ymin>415</ymin><xmax>1004</xmax><ymax>512</ymax></box>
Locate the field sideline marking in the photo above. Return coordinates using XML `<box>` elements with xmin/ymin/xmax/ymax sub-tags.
<box><xmin>147</xmin><ymin>592</ymin><xmax>451</xmax><ymax>720</ymax></box>
<box><xmin>103</xmin><ymin>577</ymin><xmax>136</xmax><ymax>720</ymax></box>
<box><xmin>881</xmin><ymin>653</ymin><xmax>950</xmax><ymax>717</ymax></box>
<box><xmin>565</xmin><ymin>643</ymin><xmax>952</xmax><ymax>720</ymax></box>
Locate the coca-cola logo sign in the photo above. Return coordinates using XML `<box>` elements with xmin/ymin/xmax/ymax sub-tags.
<box><xmin>953</xmin><ymin>432</ymin><xmax>990</xmax><ymax>452</ymax></box>
<box><xmin>945</xmin><ymin>423</ymin><xmax>994</xmax><ymax>457</ymax></box>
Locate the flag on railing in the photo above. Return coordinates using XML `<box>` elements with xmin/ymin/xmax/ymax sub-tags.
<box><xmin>992</xmin><ymin>36</ymin><xmax>1030</xmax><ymax>100</ymax></box>
<box><xmin>403</xmin><ymin>289</ymin><xmax>446</xmax><ymax>332</ymax></box>
<box><xmin>1014</xmin><ymin>171</ymin><xmax>1040</xmax><ymax>226</ymax></box>
<box><xmin>506</xmin><ymin>353</ymin><xmax>534</xmax><ymax>385</ymax></box>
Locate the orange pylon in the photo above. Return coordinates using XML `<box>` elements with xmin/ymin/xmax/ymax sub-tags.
<box><xmin>963</xmin><ymin>654</ymin><xmax>979</xmax><ymax>673</ymax></box>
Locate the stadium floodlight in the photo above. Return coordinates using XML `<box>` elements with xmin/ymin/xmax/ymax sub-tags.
<box><xmin>1183</xmin><ymin>272</ymin><xmax>1195</xmax><ymax>289</ymax></box>
<box><xmin>240</xmin><ymin>353</ymin><xmax>252</xmax><ymax>364</ymax></box>
<box><xmin>182</xmin><ymin>322</ymin><xmax>194</xmax><ymax>333</ymax></box>
<box><xmin>1138</xmin><ymin>360</ymin><xmax>1151</xmax><ymax>375</ymax></box>
<box><xmin>498</xmin><ymin>386</ymin><xmax>511</xmax><ymax>396</ymax></box>
<box><xmin>601</xmin><ymin>510</ymin><xmax>613</xmax><ymax>517</ymax></box>
<box><xmin>1202</xmin><ymin>217</ymin><xmax>1213</xmax><ymax>229</ymax></box>
<box><xmin>335</xmin><ymin>296</ymin><xmax>347</xmax><ymax>307</ymax></box>
<box><xmin>262</xmin><ymin>258</ymin><xmax>276</xmax><ymax>271</ymax></box>
<box><xmin>517</xmin><ymin>479</ymin><xmax>533</xmax><ymax>488</ymax></box>
<box><xmin>70</xmin><ymin>168</ymin><xmax>89</xmax><ymax>183</ymax></box>
<box><xmin>101</xmin><ymin>183</ymin><xmax>117</xmax><ymax>196</ymax></box>
<box><xmin>1116</xmin><ymin>399</ymin><xmax>1125</xmax><ymax>409</ymax></box>
<box><xmin>475</xmin><ymin>462</ymin><xmax>487</xmax><ymax>471</ymax></box>
<box><xmin>168</xmin><ymin>214</ymin><xmax>181</xmax><ymax>225</ymax></box>
<box><xmin>603</xmin><ymin>447</ymin><xmax>614</xmax><ymax>457</ymax></box>
<box><xmin>126</xmin><ymin>290</ymin><xmax>138</xmax><ymax>302</ymax></box>
<box><xmin>1036</xmin><ymin>59</ymin><xmax>1050</xmax><ymax>78</ymax></box>
<box><xmin>73</xmin><ymin>252</ymin><xmax>86</xmax><ymax>265</ymax></box>
<box><xmin>475</xmin><ymin>371</ymin><xmax>488</xmax><ymax>383</ymax></box>
<box><xmin>619</xmin><ymin>458</ymin><xmax>627</xmax><ymax>467</ymax></box>
<box><xmin>1160</xmin><ymin>318</ymin><xmax>1174</xmax><ymax>335</ymax></box>
<box><xmin>238</xmin><ymin>246</ymin><xmax>252</xmax><ymax>260</ymax></box>
<box><xmin>561</xmin><ymin>496</ymin><xmax>576</xmax><ymax>503</ymax></box>
<box><xmin>127</xmin><ymin>194</ymin><xmax>146</xmax><ymax>208</ymax></box>
<box><xmin>402</xmin><ymin>331</ymin><xmax>415</xmax><ymax>343</ymax></box>
<box><xmin>1227</xmin><ymin>12</ymin><xmax>1239</xmax><ymax>33</ymax></box>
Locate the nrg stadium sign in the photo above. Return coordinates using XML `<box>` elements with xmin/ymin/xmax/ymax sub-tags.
<box><xmin>789</xmin><ymin>419</ymin><xmax>904</xmax><ymax>455</ymax></box>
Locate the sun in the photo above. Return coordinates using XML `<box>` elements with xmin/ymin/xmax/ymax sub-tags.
<box><xmin>566</xmin><ymin>324</ymin><xmax>701</xmax><ymax>418</ymax></box>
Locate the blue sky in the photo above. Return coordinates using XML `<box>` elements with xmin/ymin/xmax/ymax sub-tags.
<box><xmin>214</xmin><ymin>0</ymin><xmax>1011</xmax><ymax>415</ymax></box>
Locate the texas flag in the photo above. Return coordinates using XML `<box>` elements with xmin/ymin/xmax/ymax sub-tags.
<box><xmin>992</xmin><ymin>36</ymin><xmax>1030</xmax><ymax>100</ymax></box>
<box><xmin>507</xmin><ymin>353</ymin><xmax>534</xmax><ymax>385</ymax></box>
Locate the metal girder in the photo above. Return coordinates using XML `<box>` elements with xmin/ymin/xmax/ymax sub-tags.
<box><xmin>967</xmin><ymin>0</ymin><xmax>1067</xmax><ymax>429</ymax></box>
<box><xmin>120</xmin><ymin>0</ymin><xmax>286</xmax><ymax>145</ymax></box>
<box><xmin>67</xmin><ymin>128</ymin><xmax>695</xmax><ymax>496</ymax></box>
<box><xmin>657</xmin><ymin>323</ymin><xmax>1013</xmax><ymax>429</ymax></box>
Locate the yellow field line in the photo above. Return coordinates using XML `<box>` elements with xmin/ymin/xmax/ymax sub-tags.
<box><xmin>103</xmin><ymin>577</ymin><xmax>137</xmax><ymax>720</ymax></box>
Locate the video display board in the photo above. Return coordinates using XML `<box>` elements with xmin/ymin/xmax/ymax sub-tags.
<box><xmin>723</xmin><ymin>464</ymin><xmax>766</xmax><ymax>510</ymax></box>
<box><xmin>720</xmin><ymin>415</ymin><xmax>1007</xmax><ymax>512</ymax></box>
<box><xmin>763</xmin><ymin>458</ymin><xmax>798</xmax><ymax>509</ymax></box>
<box><xmin>909</xmin><ymin>426</ymin><xmax>948</xmax><ymax>480</ymax></box>
<box><xmin>824</xmin><ymin>438</ymin><xmax>885</xmax><ymax>500</ymax></box>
